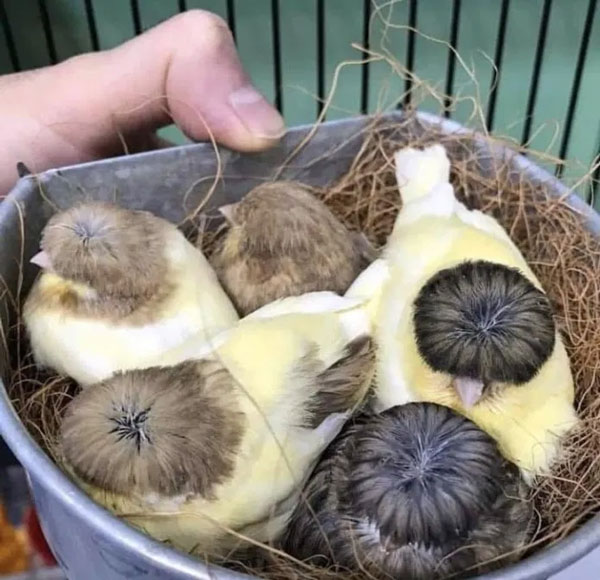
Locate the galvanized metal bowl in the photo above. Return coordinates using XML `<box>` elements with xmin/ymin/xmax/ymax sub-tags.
<box><xmin>1</xmin><ymin>112</ymin><xmax>599</xmax><ymax>580</ymax></box>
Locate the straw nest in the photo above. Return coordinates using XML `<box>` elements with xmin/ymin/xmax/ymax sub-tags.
<box><xmin>6</xmin><ymin>109</ymin><xmax>600</xmax><ymax>579</ymax></box>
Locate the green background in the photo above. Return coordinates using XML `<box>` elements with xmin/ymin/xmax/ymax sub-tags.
<box><xmin>1</xmin><ymin>0</ymin><xmax>599</xmax><ymax>202</ymax></box>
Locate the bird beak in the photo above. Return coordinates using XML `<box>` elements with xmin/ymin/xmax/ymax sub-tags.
<box><xmin>218</xmin><ymin>203</ymin><xmax>237</xmax><ymax>224</ymax></box>
<box><xmin>453</xmin><ymin>377</ymin><xmax>485</xmax><ymax>409</ymax></box>
<box><xmin>30</xmin><ymin>250</ymin><xmax>52</xmax><ymax>270</ymax></box>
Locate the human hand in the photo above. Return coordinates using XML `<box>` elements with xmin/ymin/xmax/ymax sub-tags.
<box><xmin>0</xmin><ymin>10</ymin><xmax>285</xmax><ymax>196</ymax></box>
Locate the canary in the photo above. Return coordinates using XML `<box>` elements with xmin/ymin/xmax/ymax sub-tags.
<box><xmin>60</xmin><ymin>291</ymin><xmax>374</xmax><ymax>556</ymax></box>
<box><xmin>210</xmin><ymin>181</ymin><xmax>376</xmax><ymax>316</ymax></box>
<box><xmin>283</xmin><ymin>402</ymin><xmax>533</xmax><ymax>580</ymax></box>
<box><xmin>348</xmin><ymin>144</ymin><xmax>577</xmax><ymax>480</ymax></box>
<box><xmin>23</xmin><ymin>202</ymin><xmax>238</xmax><ymax>386</ymax></box>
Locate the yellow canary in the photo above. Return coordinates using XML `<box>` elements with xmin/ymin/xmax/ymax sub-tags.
<box><xmin>348</xmin><ymin>144</ymin><xmax>577</xmax><ymax>480</ymax></box>
<box><xmin>23</xmin><ymin>202</ymin><xmax>238</xmax><ymax>386</ymax></box>
<box><xmin>60</xmin><ymin>291</ymin><xmax>374</xmax><ymax>556</ymax></box>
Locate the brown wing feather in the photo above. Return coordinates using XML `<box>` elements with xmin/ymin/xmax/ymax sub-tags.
<box><xmin>304</xmin><ymin>335</ymin><xmax>375</xmax><ymax>428</ymax></box>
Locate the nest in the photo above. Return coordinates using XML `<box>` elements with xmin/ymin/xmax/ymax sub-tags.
<box><xmin>6</xmin><ymin>111</ymin><xmax>600</xmax><ymax>579</ymax></box>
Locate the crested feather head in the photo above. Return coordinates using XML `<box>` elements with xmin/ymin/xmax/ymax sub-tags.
<box><xmin>220</xmin><ymin>181</ymin><xmax>355</xmax><ymax>257</ymax></box>
<box><xmin>346</xmin><ymin>403</ymin><xmax>514</xmax><ymax>547</ymax></box>
<box><xmin>284</xmin><ymin>402</ymin><xmax>532</xmax><ymax>578</ymax></box>
<box><xmin>39</xmin><ymin>202</ymin><xmax>171</xmax><ymax>300</ymax></box>
<box><xmin>211</xmin><ymin>182</ymin><xmax>376</xmax><ymax>316</ymax></box>
<box><xmin>60</xmin><ymin>360</ymin><xmax>245</xmax><ymax>499</ymax></box>
<box><xmin>413</xmin><ymin>260</ymin><xmax>556</xmax><ymax>388</ymax></box>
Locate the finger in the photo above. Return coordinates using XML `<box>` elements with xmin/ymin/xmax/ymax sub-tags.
<box><xmin>0</xmin><ymin>11</ymin><xmax>285</xmax><ymax>195</ymax></box>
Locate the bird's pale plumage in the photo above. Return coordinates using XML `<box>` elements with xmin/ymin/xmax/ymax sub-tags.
<box><xmin>60</xmin><ymin>291</ymin><xmax>375</xmax><ymax>556</ymax></box>
<box><xmin>348</xmin><ymin>145</ymin><xmax>577</xmax><ymax>479</ymax></box>
<box><xmin>210</xmin><ymin>181</ymin><xmax>376</xmax><ymax>316</ymax></box>
<box><xmin>23</xmin><ymin>202</ymin><xmax>238</xmax><ymax>386</ymax></box>
<box><xmin>283</xmin><ymin>403</ymin><xmax>533</xmax><ymax>579</ymax></box>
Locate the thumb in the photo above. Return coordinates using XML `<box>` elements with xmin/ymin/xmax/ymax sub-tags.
<box><xmin>102</xmin><ymin>10</ymin><xmax>286</xmax><ymax>149</ymax></box>
<box><xmin>0</xmin><ymin>11</ymin><xmax>285</xmax><ymax>194</ymax></box>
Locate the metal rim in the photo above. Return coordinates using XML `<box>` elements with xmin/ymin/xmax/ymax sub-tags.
<box><xmin>0</xmin><ymin>111</ymin><xmax>599</xmax><ymax>580</ymax></box>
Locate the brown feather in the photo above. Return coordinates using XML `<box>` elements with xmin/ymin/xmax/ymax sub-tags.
<box><xmin>60</xmin><ymin>359</ymin><xmax>245</xmax><ymax>499</ymax></box>
<box><xmin>306</xmin><ymin>335</ymin><xmax>375</xmax><ymax>428</ymax></box>
<box><xmin>28</xmin><ymin>202</ymin><xmax>175</xmax><ymax>321</ymax></box>
<box><xmin>210</xmin><ymin>182</ymin><xmax>377</xmax><ymax>315</ymax></box>
<box><xmin>283</xmin><ymin>403</ymin><xmax>533</xmax><ymax>579</ymax></box>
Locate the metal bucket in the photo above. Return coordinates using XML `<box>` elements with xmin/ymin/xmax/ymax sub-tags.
<box><xmin>1</xmin><ymin>112</ymin><xmax>599</xmax><ymax>580</ymax></box>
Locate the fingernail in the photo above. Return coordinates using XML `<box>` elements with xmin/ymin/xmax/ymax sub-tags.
<box><xmin>229</xmin><ymin>86</ymin><xmax>285</xmax><ymax>139</ymax></box>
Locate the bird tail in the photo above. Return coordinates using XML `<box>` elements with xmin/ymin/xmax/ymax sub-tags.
<box><xmin>394</xmin><ymin>144</ymin><xmax>451</xmax><ymax>204</ymax></box>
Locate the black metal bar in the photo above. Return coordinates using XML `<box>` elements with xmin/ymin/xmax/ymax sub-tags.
<box><xmin>226</xmin><ymin>0</ymin><xmax>237</xmax><ymax>41</ymax></box>
<box><xmin>444</xmin><ymin>0</ymin><xmax>462</xmax><ymax>118</ymax></box>
<box><xmin>486</xmin><ymin>0</ymin><xmax>510</xmax><ymax>131</ymax></box>
<box><xmin>178</xmin><ymin>0</ymin><xmax>187</xmax><ymax>12</ymax></box>
<box><xmin>556</xmin><ymin>0</ymin><xmax>597</xmax><ymax>177</ymax></box>
<box><xmin>589</xmin><ymin>134</ymin><xmax>600</xmax><ymax>203</ymax></box>
<box><xmin>317</xmin><ymin>0</ymin><xmax>325</xmax><ymax>116</ymax></box>
<box><xmin>83</xmin><ymin>0</ymin><xmax>100</xmax><ymax>51</ymax></box>
<box><xmin>402</xmin><ymin>0</ymin><xmax>417</xmax><ymax>107</ymax></box>
<box><xmin>271</xmin><ymin>0</ymin><xmax>283</xmax><ymax>113</ymax></box>
<box><xmin>37</xmin><ymin>0</ymin><xmax>57</xmax><ymax>64</ymax></box>
<box><xmin>0</xmin><ymin>0</ymin><xmax>21</xmax><ymax>72</ymax></box>
<box><xmin>360</xmin><ymin>0</ymin><xmax>371</xmax><ymax>114</ymax></box>
<box><xmin>521</xmin><ymin>0</ymin><xmax>553</xmax><ymax>145</ymax></box>
<box><xmin>130</xmin><ymin>0</ymin><xmax>142</xmax><ymax>35</ymax></box>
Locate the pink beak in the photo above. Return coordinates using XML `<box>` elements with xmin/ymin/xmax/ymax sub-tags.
<box><xmin>218</xmin><ymin>203</ymin><xmax>237</xmax><ymax>223</ymax></box>
<box><xmin>453</xmin><ymin>376</ymin><xmax>485</xmax><ymax>409</ymax></box>
<box><xmin>30</xmin><ymin>250</ymin><xmax>52</xmax><ymax>270</ymax></box>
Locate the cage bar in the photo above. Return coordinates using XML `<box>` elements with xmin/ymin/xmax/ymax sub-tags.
<box><xmin>83</xmin><ymin>0</ymin><xmax>100</xmax><ymax>51</ymax></box>
<box><xmin>271</xmin><ymin>0</ymin><xmax>282</xmax><ymax>113</ymax></box>
<box><xmin>590</xmin><ymin>136</ymin><xmax>600</xmax><ymax>202</ymax></box>
<box><xmin>486</xmin><ymin>0</ymin><xmax>510</xmax><ymax>131</ymax></box>
<box><xmin>444</xmin><ymin>0</ymin><xmax>461</xmax><ymax>118</ymax></box>
<box><xmin>317</xmin><ymin>0</ymin><xmax>325</xmax><ymax>117</ymax></box>
<box><xmin>360</xmin><ymin>0</ymin><xmax>371</xmax><ymax>115</ymax></box>
<box><xmin>130</xmin><ymin>0</ymin><xmax>142</xmax><ymax>35</ymax></box>
<box><xmin>227</xmin><ymin>0</ymin><xmax>237</xmax><ymax>41</ymax></box>
<box><xmin>0</xmin><ymin>0</ymin><xmax>21</xmax><ymax>72</ymax></box>
<box><xmin>403</xmin><ymin>0</ymin><xmax>417</xmax><ymax>107</ymax></box>
<box><xmin>521</xmin><ymin>0</ymin><xmax>553</xmax><ymax>146</ymax></box>
<box><xmin>556</xmin><ymin>0</ymin><xmax>597</xmax><ymax>176</ymax></box>
<box><xmin>37</xmin><ymin>0</ymin><xmax>58</xmax><ymax>64</ymax></box>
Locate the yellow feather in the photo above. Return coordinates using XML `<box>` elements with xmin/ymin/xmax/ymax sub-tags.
<box><xmin>24</xmin><ymin>230</ymin><xmax>238</xmax><ymax>386</ymax></box>
<box><xmin>372</xmin><ymin>149</ymin><xmax>577</xmax><ymax>477</ymax></box>
<box><xmin>70</xmin><ymin>293</ymin><xmax>371</xmax><ymax>554</ymax></box>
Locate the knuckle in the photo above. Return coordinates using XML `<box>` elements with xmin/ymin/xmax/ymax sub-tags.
<box><xmin>177</xmin><ymin>10</ymin><xmax>232</xmax><ymax>48</ymax></box>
